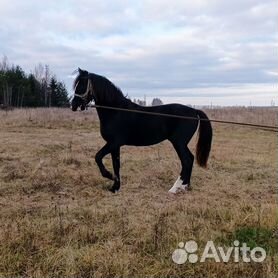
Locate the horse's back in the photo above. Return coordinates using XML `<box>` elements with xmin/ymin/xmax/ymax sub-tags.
<box><xmin>111</xmin><ymin>103</ymin><xmax>199</xmax><ymax>146</ymax></box>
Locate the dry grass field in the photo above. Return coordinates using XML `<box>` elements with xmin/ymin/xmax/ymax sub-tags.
<box><xmin>0</xmin><ymin>107</ymin><xmax>277</xmax><ymax>278</ymax></box>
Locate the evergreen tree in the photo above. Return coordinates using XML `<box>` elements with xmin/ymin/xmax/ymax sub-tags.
<box><xmin>25</xmin><ymin>74</ymin><xmax>42</xmax><ymax>107</ymax></box>
<box><xmin>50</xmin><ymin>77</ymin><xmax>69</xmax><ymax>107</ymax></box>
<box><xmin>0</xmin><ymin>56</ymin><xmax>69</xmax><ymax>108</ymax></box>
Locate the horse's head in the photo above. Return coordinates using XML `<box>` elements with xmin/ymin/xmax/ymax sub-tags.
<box><xmin>71</xmin><ymin>68</ymin><xmax>94</xmax><ymax>111</ymax></box>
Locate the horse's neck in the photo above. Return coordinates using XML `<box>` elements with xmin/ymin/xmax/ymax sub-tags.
<box><xmin>95</xmin><ymin>107</ymin><xmax>112</xmax><ymax>124</ymax></box>
<box><xmin>95</xmin><ymin>97</ymin><xmax>135</xmax><ymax>109</ymax></box>
<box><xmin>95</xmin><ymin>99</ymin><xmax>138</xmax><ymax>123</ymax></box>
<box><xmin>95</xmin><ymin>100</ymin><xmax>121</xmax><ymax>123</ymax></box>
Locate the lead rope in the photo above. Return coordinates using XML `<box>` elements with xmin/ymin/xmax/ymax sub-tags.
<box><xmin>73</xmin><ymin>80</ymin><xmax>278</xmax><ymax>133</ymax></box>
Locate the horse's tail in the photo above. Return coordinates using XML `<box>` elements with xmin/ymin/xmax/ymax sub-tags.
<box><xmin>196</xmin><ymin>110</ymin><xmax>213</xmax><ymax>168</ymax></box>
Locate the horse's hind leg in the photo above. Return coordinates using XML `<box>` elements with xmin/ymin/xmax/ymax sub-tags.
<box><xmin>169</xmin><ymin>141</ymin><xmax>194</xmax><ymax>193</ymax></box>
<box><xmin>110</xmin><ymin>147</ymin><xmax>121</xmax><ymax>193</ymax></box>
<box><xmin>95</xmin><ymin>143</ymin><xmax>114</xmax><ymax>181</ymax></box>
<box><xmin>183</xmin><ymin>146</ymin><xmax>194</xmax><ymax>186</ymax></box>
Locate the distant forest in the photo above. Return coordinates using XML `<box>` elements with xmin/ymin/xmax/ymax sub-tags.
<box><xmin>0</xmin><ymin>56</ymin><xmax>69</xmax><ymax>108</ymax></box>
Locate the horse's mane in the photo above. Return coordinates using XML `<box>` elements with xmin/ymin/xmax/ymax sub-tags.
<box><xmin>74</xmin><ymin>71</ymin><xmax>127</xmax><ymax>105</ymax></box>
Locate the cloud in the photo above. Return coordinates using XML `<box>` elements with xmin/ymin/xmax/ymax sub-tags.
<box><xmin>0</xmin><ymin>0</ymin><xmax>277</xmax><ymax>105</ymax></box>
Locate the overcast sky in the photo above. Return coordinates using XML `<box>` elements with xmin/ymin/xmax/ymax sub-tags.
<box><xmin>0</xmin><ymin>0</ymin><xmax>277</xmax><ymax>106</ymax></box>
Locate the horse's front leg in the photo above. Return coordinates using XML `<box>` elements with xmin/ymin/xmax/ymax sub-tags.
<box><xmin>95</xmin><ymin>143</ymin><xmax>114</xmax><ymax>181</ymax></box>
<box><xmin>110</xmin><ymin>147</ymin><xmax>121</xmax><ymax>193</ymax></box>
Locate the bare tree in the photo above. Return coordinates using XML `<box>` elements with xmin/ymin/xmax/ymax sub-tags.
<box><xmin>44</xmin><ymin>65</ymin><xmax>50</xmax><ymax>106</ymax></box>
<box><xmin>33</xmin><ymin>63</ymin><xmax>51</xmax><ymax>106</ymax></box>
<box><xmin>34</xmin><ymin>63</ymin><xmax>44</xmax><ymax>83</ymax></box>
<box><xmin>0</xmin><ymin>55</ymin><xmax>9</xmax><ymax>71</ymax></box>
<box><xmin>0</xmin><ymin>56</ymin><xmax>12</xmax><ymax>106</ymax></box>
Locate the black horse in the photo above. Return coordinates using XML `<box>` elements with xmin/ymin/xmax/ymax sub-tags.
<box><xmin>72</xmin><ymin>68</ymin><xmax>212</xmax><ymax>193</ymax></box>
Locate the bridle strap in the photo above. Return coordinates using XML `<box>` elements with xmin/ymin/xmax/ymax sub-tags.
<box><xmin>74</xmin><ymin>78</ymin><xmax>95</xmax><ymax>100</ymax></box>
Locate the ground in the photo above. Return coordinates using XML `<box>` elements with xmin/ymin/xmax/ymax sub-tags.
<box><xmin>0</xmin><ymin>107</ymin><xmax>277</xmax><ymax>278</ymax></box>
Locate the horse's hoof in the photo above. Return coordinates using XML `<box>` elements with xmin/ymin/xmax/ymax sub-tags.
<box><xmin>168</xmin><ymin>178</ymin><xmax>189</xmax><ymax>194</ymax></box>
<box><xmin>109</xmin><ymin>187</ymin><xmax>119</xmax><ymax>193</ymax></box>
<box><xmin>168</xmin><ymin>188</ymin><xmax>186</xmax><ymax>195</ymax></box>
<box><xmin>168</xmin><ymin>184</ymin><xmax>191</xmax><ymax>194</ymax></box>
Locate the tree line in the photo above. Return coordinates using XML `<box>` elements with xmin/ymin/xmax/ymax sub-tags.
<box><xmin>0</xmin><ymin>56</ymin><xmax>69</xmax><ymax>108</ymax></box>
<box><xmin>133</xmin><ymin>97</ymin><xmax>163</xmax><ymax>106</ymax></box>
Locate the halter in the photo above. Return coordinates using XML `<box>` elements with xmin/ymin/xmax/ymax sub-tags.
<box><xmin>74</xmin><ymin>78</ymin><xmax>94</xmax><ymax>100</ymax></box>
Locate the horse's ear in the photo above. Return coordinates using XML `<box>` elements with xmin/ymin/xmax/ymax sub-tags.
<box><xmin>78</xmin><ymin>68</ymin><xmax>88</xmax><ymax>75</ymax></box>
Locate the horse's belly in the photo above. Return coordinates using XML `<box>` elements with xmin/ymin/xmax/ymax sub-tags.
<box><xmin>125</xmin><ymin>128</ymin><xmax>168</xmax><ymax>146</ymax></box>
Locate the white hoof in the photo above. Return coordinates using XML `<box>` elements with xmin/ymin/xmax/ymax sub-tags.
<box><xmin>168</xmin><ymin>176</ymin><xmax>188</xmax><ymax>194</ymax></box>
